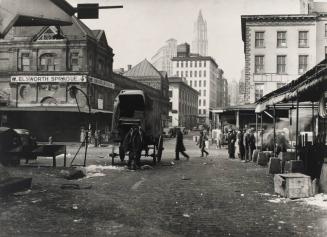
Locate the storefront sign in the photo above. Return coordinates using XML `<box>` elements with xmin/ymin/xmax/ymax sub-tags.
<box><xmin>11</xmin><ymin>75</ymin><xmax>87</xmax><ymax>83</ymax></box>
<box><xmin>89</xmin><ymin>76</ymin><xmax>115</xmax><ymax>89</ymax></box>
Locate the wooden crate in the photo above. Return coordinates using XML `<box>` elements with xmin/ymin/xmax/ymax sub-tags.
<box><xmin>274</xmin><ymin>173</ymin><xmax>312</xmax><ymax>199</ymax></box>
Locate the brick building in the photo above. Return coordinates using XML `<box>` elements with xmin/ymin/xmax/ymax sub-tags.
<box><xmin>0</xmin><ymin>17</ymin><xmax>116</xmax><ymax>141</ymax></box>
<box><xmin>168</xmin><ymin>77</ymin><xmax>198</xmax><ymax>129</ymax></box>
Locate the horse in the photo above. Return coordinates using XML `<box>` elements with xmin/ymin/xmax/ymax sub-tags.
<box><xmin>122</xmin><ymin>126</ymin><xmax>144</xmax><ymax>169</ymax></box>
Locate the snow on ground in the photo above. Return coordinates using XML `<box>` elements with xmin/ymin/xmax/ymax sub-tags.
<box><xmin>84</xmin><ymin>165</ymin><xmax>126</xmax><ymax>178</ymax></box>
<box><xmin>267</xmin><ymin>194</ymin><xmax>327</xmax><ymax>209</ymax></box>
<box><xmin>303</xmin><ymin>194</ymin><xmax>327</xmax><ymax>209</ymax></box>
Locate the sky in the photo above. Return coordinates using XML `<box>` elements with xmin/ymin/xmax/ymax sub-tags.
<box><xmin>67</xmin><ymin>0</ymin><xmax>320</xmax><ymax>81</ymax></box>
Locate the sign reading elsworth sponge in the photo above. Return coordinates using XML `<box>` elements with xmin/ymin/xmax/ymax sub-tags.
<box><xmin>10</xmin><ymin>75</ymin><xmax>87</xmax><ymax>83</ymax></box>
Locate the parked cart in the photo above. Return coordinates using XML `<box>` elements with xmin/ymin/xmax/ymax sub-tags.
<box><xmin>110</xmin><ymin>90</ymin><xmax>164</xmax><ymax>168</ymax></box>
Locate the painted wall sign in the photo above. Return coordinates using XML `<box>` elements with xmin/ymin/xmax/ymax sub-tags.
<box><xmin>11</xmin><ymin>75</ymin><xmax>87</xmax><ymax>83</ymax></box>
<box><xmin>88</xmin><ymin>76</ymin><xmax>115</xmax><ymax>89</ymax></box>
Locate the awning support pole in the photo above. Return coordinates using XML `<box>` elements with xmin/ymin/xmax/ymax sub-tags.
<box><xmin>256</xmin><ymin>113</ymin><xmax>258</xmax><ymax>148</ymax></box>
<box><xmin>273</xmin><ymin>105</ymin><xmax>276</xmax><ymax>157</ymax></box>
<box><xmin>261</xmin><ymin>113</ymin><xmax>263</xmax><ymax>151</ymax></box>
<box><xmin>295</xmin><ymin>99</ymin><xmax>300</xmax><ymax>160</ymax></box>
<box><xmin>312</xmin><ymin>102</ymin><xmax>315</xmax><ymax>144</ymax></box>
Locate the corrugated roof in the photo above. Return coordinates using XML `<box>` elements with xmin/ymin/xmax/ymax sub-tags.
<box><xmin>123</xmin><ymin>59</ymin><xmax>163</xmax><ymax>78</ymax></box>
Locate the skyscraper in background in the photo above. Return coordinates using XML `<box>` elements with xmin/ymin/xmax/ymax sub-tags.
<box><xmin>192</xmin><ymin>10</ymin><xmax>208</xmax><ymax>56</ymax></box>
<box><xmin>151</xmin><ymin>38</ymin><xmax>177</xmax><ymax>76</ymax></box>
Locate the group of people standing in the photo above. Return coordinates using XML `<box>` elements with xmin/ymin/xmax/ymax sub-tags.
<box><xmin>227</xmin><ymin>127</ymin><xmax>256</xmax><ymax>162</ymax></box>
<box><xmin>175</xmin><ymin>126</ymin><xmax>256</xmax><ymax>162</ymax></box>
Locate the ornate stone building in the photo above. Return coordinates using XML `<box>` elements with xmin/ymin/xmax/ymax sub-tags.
<box><xmin>0</xmin><ymin>17</ymin><xmax>116</xmax><ymax>141</ymax></box>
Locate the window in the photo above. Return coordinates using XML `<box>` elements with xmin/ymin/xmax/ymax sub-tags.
<box><xmin>254</xmin><ymin>55</ymin><xmax>264</xmax><ymax>73</ymax></box>
<box><xmin>195</xmin><ymin>81</ymin><xmax>197</xmax><ymax>87</ymax></box>
<box><xmin>203</xmin><ymin>100</ymin><xmax>206</xmax><ymax>106</ymax></box>
<box><xmin>70</xmin><ymin>52</ymin><xmax>79</xmax><ymax>71</ymax></box>
<box><xmin>325</xmin><ymin>46</ymin><xmax>327</xmax><ymax>59</ymax></box>
<box><xmin>185</xmin><ymin>71</ymin><xmax>188</xmax><ymax>77</ymax></box>
<box><xmin>186</xmin><ymin>61</ymin><xmax>188</xmax><ymax>67</ymax></box>
<box><xmin>204</xmin><ymin>80</ymin><xmax>206</xmax><ymax>87</ymax></box>
<box><xmin>98</xmin><ymin>59</ymin><xmax>104</xmax><ymax>73</ymax></box>
<box><xmin>190</xmin><ymin>71</ymin><xmax>193</xmax><ymax>77</ymax></box>
<box><xmin>195</xmin><ymin>71</ymin><xmax>197</xmax><ymax>77</ymax></box>
<box><xmin>277</xmin><ymin>31</ymin><xmax>287</xmax><ymax>47</ymax></box>
<box><xmin>168</xmin><ymin>90</ymin><xmax>172</xmax><ymax>97</ymax></box>
<box><xmin>21</xmin><ymin>53</ymin><xmax>30</xmax><ymax>71</ymax></box>
<box><xmin>177</xmin><ymin>62</ymin><xmax>179</xmax><ymax>67</ymax></box>
<box><xmin>199</xmin><ymin>61</ymin><xmax>202</xmax><ymax>67</ymax></box>
<box><xmin>195</xmin><ymin>61</ymin><xmax>197</xmax><ymax>67</ymax></box>
<box><xmin>255</xmin><ymin>83</ymin><xmax>264</xmax><ymax>101</ymax></box>
<box><xmin>169</xmin><ymin>102</ymin><xmax>173</xmax><ymax>110</ymax></box>
<box><xmin>199</xmin><ymin>90</ymin><xmax>201</xmax><ymax>96</ymax></box>
<box><xmin>299</xmin><ymin>55</ymin><xmax>308</xmax><ymax>74</ymax></box>
<box><xmin>190</xmin><ymin>80</ymin><xmax>193</xmax><ymax>87</ymax></box>
<box><xmin>39</xmin><ymin>53</ymin><xmax>57</xmax><ymax>71</ymax></box>
<box><xmin>203</xmin><ymin>109</ymin><xmax>206</xmax><ymax>115</ymax></box>
<box><xmin>204</xmin><ymin>70</ymin><xmax>206</xmax><ymax>77</ymax></box>
<box><xmin>203</xmin><ymin>90</ymin><xmax>206</xmax><ymax>96</ymax></box>
<box><xmin>277</xmin><ymin>55</ymin><xmax>286</xmax><ymax>74</ymax></box>
<box><xmin>199</xmin><ymin>80</ymin><xmax>202</xmax><ymax>87</ymax></box>
<box><xmin>255</xmin><ymin>32</ymin><xmax>264</xmax><ymax>47</ymax></box>
<box><xmin>199</xmin><ymin>71</ymin><xmax>202</xmax><ymax>77</ymax></box>
<box><xmin>199</xmin><ymin>109</ymin><xmax>201</xmax><ymax>115</ymax></box>
<box><xmin>204</xmin><ymin>61</ymin><xmax>206</xmax><ymax>67</ymax></box>
<box><xmin>299</xmin><ymin>31</ymin><xmax>308</xmax><ymax>47</ymax></box>
<box><xmin>190</xmin><ymin>61</ymin><xmax>193</xmax><ymax>67</ymax></box>
<box><xmin>181</xmin><ymin>71</ymin><xmax>184</xmax><ymax>77</ymax></box>
<box><xmin>176</xmin><ymin>71</ymin><xmax>179</xmax><ymax>76</ymax></box>
<box><xmin>325</xmin><ymin>24</ymin><xmax>327</xmax><ymax>37</ymax></box>
<box><xmin>181</xmin><ymin>61</ymin><xmax>184</xmax><ymax>68</ymax></box>
<box><xmin>199</xmin><ymin>99</ymin><xmax>201</xmax><ymax>106</ymax></box>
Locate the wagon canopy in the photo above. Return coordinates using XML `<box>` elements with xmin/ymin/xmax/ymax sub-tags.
<box><xmin>255</xmin><ymin>58</ymin><xmax>327</xmax><ymax>113</ymax></box>
<box><xmin>118</xmin><ymin>90</ymin><xmax>146</xmax><ymax>117</ymax></box>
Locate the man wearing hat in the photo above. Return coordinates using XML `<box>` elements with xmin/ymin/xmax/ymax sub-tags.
<box><xmin>227</xmin><ymin>128</ymin><xmax>236</xmax><ymax>159</ymax></box>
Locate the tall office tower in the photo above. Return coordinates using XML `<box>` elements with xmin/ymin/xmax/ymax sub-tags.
<box><xmin>192</xmin><ymin>10</ymin><xmax>208</xmax><ymax>56</ymax></box>
<box><xmin>151</xmin><ymin>38</ymin><xmax>177</xmax><ymax>76</ymax></box>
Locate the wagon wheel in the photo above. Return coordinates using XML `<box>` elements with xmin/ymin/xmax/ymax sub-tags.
<box><xmin>156</xmin><ymin>135</ymin><xmax>164</xmax><ymax>163</ymax></box>
<box><xmin>152</xmin><ymin>144</ymin><xmax>157</xmax><ymax>165</ymax></box>
<box><xmin>111</xmin><ymin>144</ymin><xmax>116</xmax><ymax>165</ymax></box>
<box><xmin>119</xmin><ymin>146</ymin><xmax>125</xmax><ymax>162</ymax></box>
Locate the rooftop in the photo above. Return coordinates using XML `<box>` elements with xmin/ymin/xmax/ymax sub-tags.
<box><xmin>171</xmin><ymin>55</ymin><xmax>218</xmax><ymax>68</ymax></box>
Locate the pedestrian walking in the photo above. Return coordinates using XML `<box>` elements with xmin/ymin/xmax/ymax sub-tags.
<box><xmin>197</xmin><ymin>130</ymin><xmax>209</xmax><ymax>157</ymax></box>
<box><xmin>216</xmin><ymin>127</ymin><xmax>223</xmax><ymax>149</ymax></box>
<box><xmin>227</xmin><ymin>128</ymin><xmax>236</xmax><ymax>158</ymax></box>
<box><xmin>175</xmin><ymin>128</ymin><xmax>189</xmax><ymax>160</ymax></box>
<box><xmin>243</xmin><ymin>129</ymin><xmax>250</xmax><ymax>162</ymax></box>
<box><xmin>237</xmin><ymin>129</ymin><xmax>245</xmax><ymax>160</ymax></box>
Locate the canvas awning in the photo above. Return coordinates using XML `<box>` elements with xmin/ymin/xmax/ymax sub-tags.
<box><xmin>255</xmin><ymin>59</ymin><xmax>327</xmax><ymax>113</ymax></box>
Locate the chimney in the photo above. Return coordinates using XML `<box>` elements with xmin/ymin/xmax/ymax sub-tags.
<box><xmin>127</xmin><ymin>64</ymin><xmax>132</xmax><ymax>71</ymax></box>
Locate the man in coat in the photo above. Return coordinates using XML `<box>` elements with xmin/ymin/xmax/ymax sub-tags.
<box><xmin>227</xmin><ymin>128</ymin><xmax>236</xmax><ymax>159</ymax></box>
<box><xmin>175</xmin><ymin>128</ymin><xmax>189</xmax><ymax>160</ymax></box>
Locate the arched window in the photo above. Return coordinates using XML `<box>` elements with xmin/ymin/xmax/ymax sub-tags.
<box><xmin>39</xmin><ymin>53</ymin><xmax>57</xmax><ymax>71</ymax></box>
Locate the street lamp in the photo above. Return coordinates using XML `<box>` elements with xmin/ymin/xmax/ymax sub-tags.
<box><xmin>69</xmin><ymin>85</ymin><xmax>91</xmax><ymax>167</ymax></box>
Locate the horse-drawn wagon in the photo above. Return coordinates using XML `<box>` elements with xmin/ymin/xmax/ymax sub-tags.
<box><xmin>110</xmin><ymin>90</ymin><xmax>164</xmax><ymax>168</ymax></box>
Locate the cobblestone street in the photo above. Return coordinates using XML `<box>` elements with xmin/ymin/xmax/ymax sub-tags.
<box><xmin>1</xmin><ymin>134</ymin><xmax>327</xmax><ymax>237</ymax></box>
